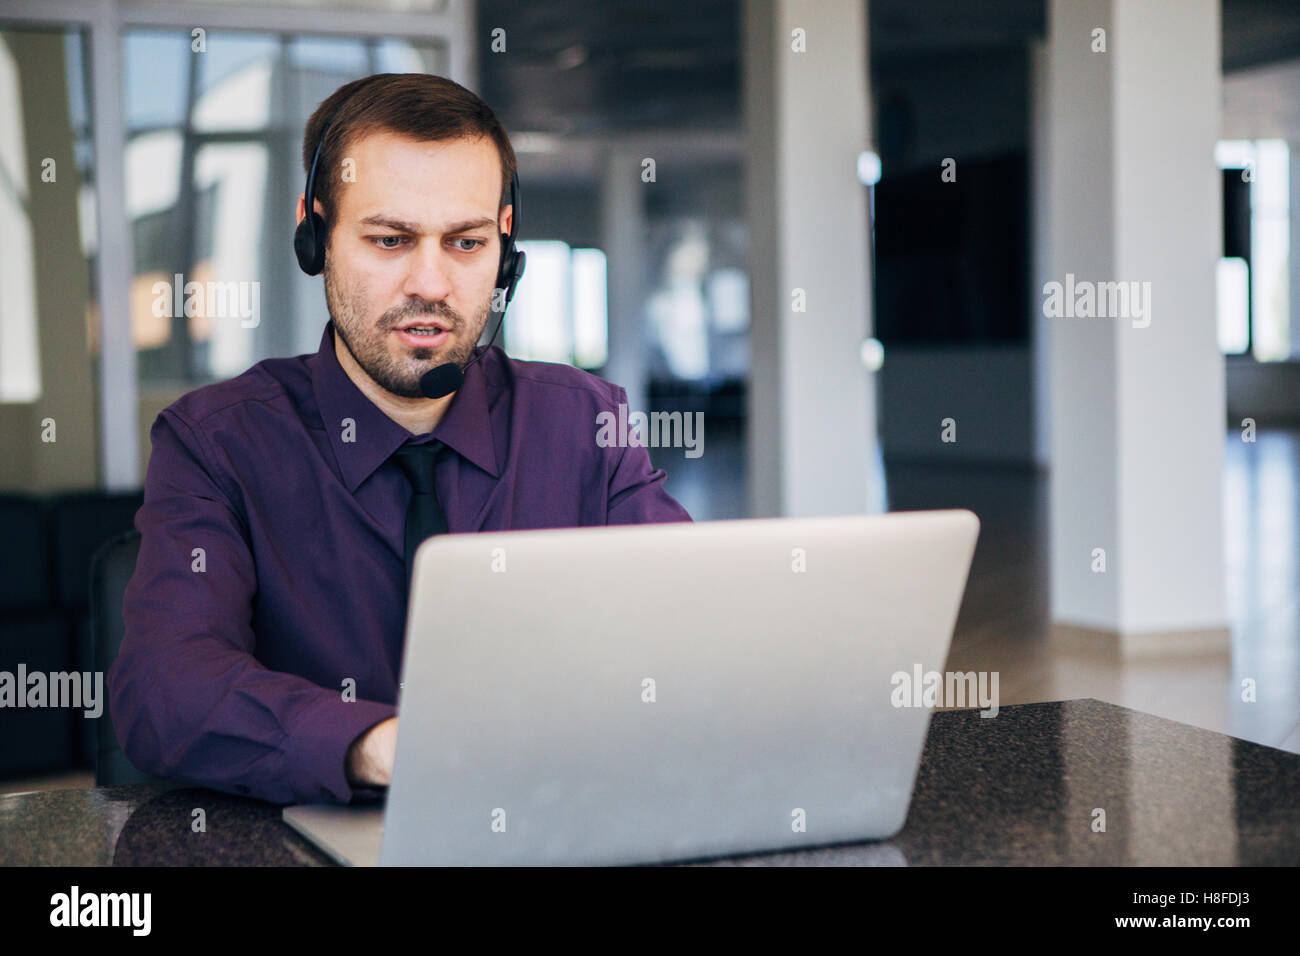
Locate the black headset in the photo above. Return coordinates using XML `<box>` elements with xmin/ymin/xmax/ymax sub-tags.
<box><xmin>294</xmin><ymin>83</ymin><xmax>526</xmax><ymax>397</ymax></box>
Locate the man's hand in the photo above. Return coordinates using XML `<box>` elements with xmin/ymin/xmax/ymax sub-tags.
<box><xmin>345</xmin><ymin>717</ymin><xmax>398</xmax><ymax>788</ymax></box>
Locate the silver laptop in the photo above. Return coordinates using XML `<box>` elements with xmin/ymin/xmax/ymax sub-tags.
<box><xmin>283</xmin><ymin>509</ymin><xmax>979</xmax><ymax>865</ymax></box>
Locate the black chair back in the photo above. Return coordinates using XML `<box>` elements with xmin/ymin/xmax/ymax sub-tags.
<box><xmin>89</xmin><ymin>530</ymin><xmax>165</xmax><ymax>786</ymax></box>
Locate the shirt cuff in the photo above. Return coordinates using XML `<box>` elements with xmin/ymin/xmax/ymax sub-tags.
<box><xmin>288</xmin><ymin>695</ymin><xmax>397</xmax><ymax>805</ymax></box>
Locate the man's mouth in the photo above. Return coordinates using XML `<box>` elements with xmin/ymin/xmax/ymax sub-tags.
<box><xmin>393</xmin><ymin>321</ymin><xmax>452</xmax><ymax>348</ymax></box>
<box><xmin>395</xmin><ymin>320</ymin><xmax>449</xmax><ymax>335</ymax></box>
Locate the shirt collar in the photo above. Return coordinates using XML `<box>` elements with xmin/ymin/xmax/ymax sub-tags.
<box><xmin>310</xmin><ymin>319</ymin><xmax>500</xmax><ymax>492</ymax></box>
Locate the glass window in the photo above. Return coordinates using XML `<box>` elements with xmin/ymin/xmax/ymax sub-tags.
<box><xmin>0</xmin><ymin>27</ymin><xmax>96</xmax><ymax>405</ymax></box>
<box><xmin>1217</xmin><ymin>258</ymin><xmax>1249</xmax><ymax>355</ymax></box>
<box><xmin>572</xmin><ymin>248</ymin><xmax>609</xmax><ymax>369</ymax></box>
<box><xmin>504</xmin><ymin>240</ymin><xmax>609</xmax><ymax>370</ymax></box>
<box><xmin>1216</xmin><ymin>138</ymin><xmax>1291</xmax><ymax>361</ymax></box>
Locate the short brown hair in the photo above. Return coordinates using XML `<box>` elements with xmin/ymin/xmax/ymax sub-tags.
<box><xmin>301</xmin><ymin>72</ymin><xmax>518</xmax><ymax>239</ymax></box>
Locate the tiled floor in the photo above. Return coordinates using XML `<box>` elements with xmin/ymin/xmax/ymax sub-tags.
<box><xmin>7</xmin><ymin>423</ymin><xmax>1297</xmax><ymax>794</ymax></box>
<box><xmin>928</xmin><ymin>430</ymin><xmax>1300</xmax><ymax>755</ymax></box>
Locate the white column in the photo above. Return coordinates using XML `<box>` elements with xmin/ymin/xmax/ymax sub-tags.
<box><xmin>1047</xmin><ymin>0</ymin><xmax>1229</xmax><ymax>651</ymax></box>
<box><xmin>742</xmin><ymin>0</ymin><xmax>876</xmax><ymax>518</ymax></box>
<box><xmin>599</xmin><ymin>144</ymin><xmax>648</xmax><ymax>418</ymax></box>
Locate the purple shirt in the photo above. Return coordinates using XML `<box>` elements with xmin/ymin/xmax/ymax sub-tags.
<box><xmin>108</xmin><ymin>320</ymin><xmax>692</xmax><ymax>805</ymax></box>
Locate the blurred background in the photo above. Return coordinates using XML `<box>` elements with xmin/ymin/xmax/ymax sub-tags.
<box><xmin>2</xmin><ymin>0</ymin><xmax>1299</xmax><ymax>792</ymax></box>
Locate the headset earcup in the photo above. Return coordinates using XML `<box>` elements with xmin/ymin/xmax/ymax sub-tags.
<box><xmin>504</xmin><ymin>248</ymin><xmax>525</xmax><ymax>304</ymax></box>
<box><xmin>293</xmin><ymin>216</ymin><xmax>316</xmax><ymax>275</ymax></box>
<box><xmin>495</xmin><ymin>248</ymin><xmax>515</xmax><ymax>303</ymax></box>
<box><xmin>294</xmin><ymin>213</ymin><xmax>327</xmax><ymax>276</ymax></box>
<box><xmin>496</xmin><ymin>235</ymin><xmax>526</xmax><ymax>305</ymax></box>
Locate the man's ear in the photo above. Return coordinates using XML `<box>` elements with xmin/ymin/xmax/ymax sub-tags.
<box><xmin>499</xmin><ymin>203</ymin><xmax>514</xmax><ymax>237</ymax></box>
<box><xmin>296</xmin><ymin>194</ymin><xmax>326</xmax><ymax>226</ymax></box>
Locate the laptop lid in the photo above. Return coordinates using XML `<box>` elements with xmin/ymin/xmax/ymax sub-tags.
<box><xmin>373</xmin><ymin>509</ymin><xmax>979</xmax><ymax>865</ymax></box>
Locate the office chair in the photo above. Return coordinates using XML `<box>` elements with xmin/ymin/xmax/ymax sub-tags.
<box><xmin>89</xmin><ymin>530</ymin><xmax>166</xmax><ymax>786</ymax></box>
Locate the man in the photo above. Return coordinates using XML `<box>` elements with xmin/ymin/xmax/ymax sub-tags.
<box><xmin>107</xmin><ymin>73</ymin><xmax>692</xmax><ymax>806</ymax></box>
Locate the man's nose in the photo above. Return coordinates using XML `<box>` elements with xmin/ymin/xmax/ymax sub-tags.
<box><xmin>401</xmin><ymin>240</ymin><xmax>454</xmax><ymax>303</ymax></box>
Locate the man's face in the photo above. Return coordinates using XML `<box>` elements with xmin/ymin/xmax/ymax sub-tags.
<box><xmin>320</xmin><ymin>131</ymin><xmax>510</xmax><ymax>399</ymax></box>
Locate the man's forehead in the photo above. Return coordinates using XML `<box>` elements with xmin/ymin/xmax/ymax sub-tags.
<box><xmin>351</xmin><ymin>129</ymin><xmax>495</xmax><ymax>170</ymax></box>
<box><xmin>340</xmin><ymin>132</ymin><xmax>502</xmax><ymax>227</ymax></box>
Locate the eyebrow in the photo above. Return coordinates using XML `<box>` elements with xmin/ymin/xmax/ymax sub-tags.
<box><xmin>359</xmin><ymin>214</ymin><xmax>497</xmax><ymax>235</ymax></box>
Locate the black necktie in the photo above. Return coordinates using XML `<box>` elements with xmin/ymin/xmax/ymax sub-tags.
<box><xmin>391</xmin><ymin>440</ymin><xmax>449</xmax><ymax>597</ymax></box>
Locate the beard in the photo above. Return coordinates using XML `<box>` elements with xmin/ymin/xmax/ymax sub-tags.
<box><xmin>324</xmin><ymin>265</ymin><xmax>492</xmax><ymax>400</ymax></box>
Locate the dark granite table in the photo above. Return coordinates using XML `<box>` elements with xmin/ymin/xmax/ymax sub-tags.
<box><xmin>2</xmin><ymin>699</ymin><xmax>1297</xmax><ymax>865</ymax></box>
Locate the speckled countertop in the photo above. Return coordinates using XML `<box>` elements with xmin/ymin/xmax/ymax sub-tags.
<box><xmin>1</xmin><ymin>699</ymin><xmax>1296</xmax><ymax>865</ymax></box>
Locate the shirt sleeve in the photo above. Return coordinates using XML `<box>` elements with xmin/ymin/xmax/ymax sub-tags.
<box><xmin>107</xmin><ymin>409</ymin><xmax>396</xmax><ymax>806</ymax></box>
<box><xmin>604</xmin><ymin>387</ymin><xmax>695</xmax><ymax>526</ymax></box>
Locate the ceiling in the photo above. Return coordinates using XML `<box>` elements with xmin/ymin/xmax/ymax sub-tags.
<box><xmin>478</xmin><ymin>0</ymin><xmax>741</xmax><ymax>137</ymax></box>
<box><xmin>1223</xmin><ymin>0</ymin><xmax>1300</xmax><ymax>71</ymax></box>
<box><xmin>478</xmin><ymin>0</ymin><xmax>1300</xmax><ymax>139</ymax></box>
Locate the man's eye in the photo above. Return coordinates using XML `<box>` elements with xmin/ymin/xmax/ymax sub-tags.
<box><xmin>371</xmin><ymin>236</ymin><xmax>408</xmax><ymax>249</ymax></box>
<box><xmin>453</xmin><ymin>238</ymin><xmax>485</xmax><ymax>252</ymax></box>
